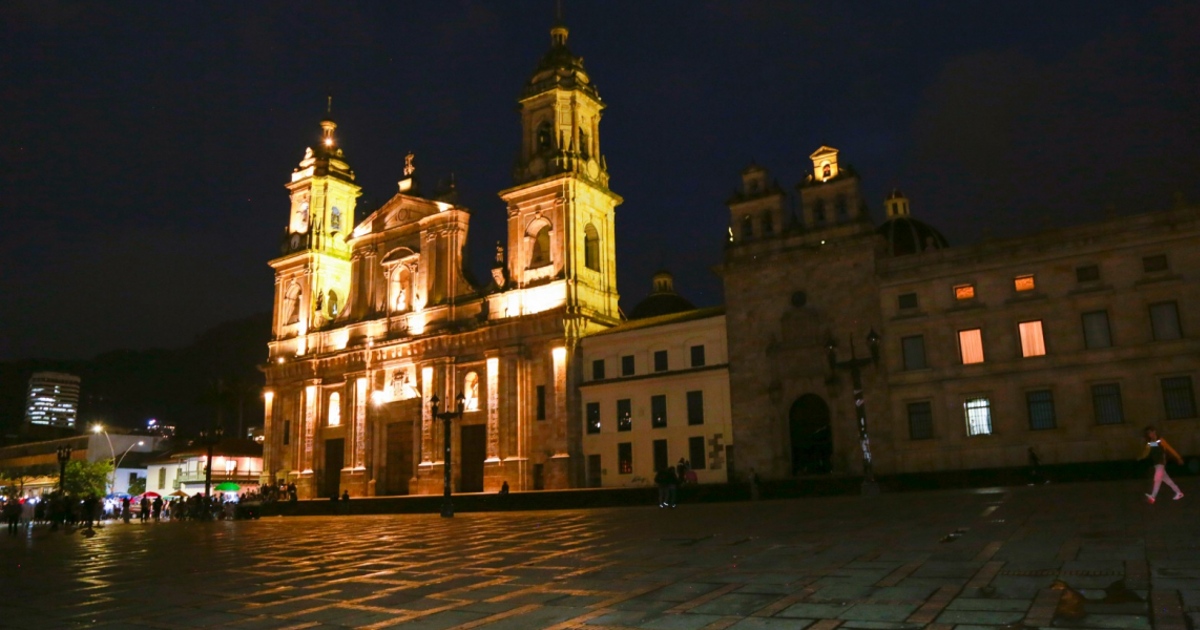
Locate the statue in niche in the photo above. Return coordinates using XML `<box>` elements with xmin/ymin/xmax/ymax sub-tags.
<box><xmin>394</xmin><ymin>286</ymin><xmax>406</xmax><ymax>311</ymax></box>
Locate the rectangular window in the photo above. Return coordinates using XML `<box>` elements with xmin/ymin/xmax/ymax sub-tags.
<box><xmin>689</xmin><ymin>436</ymin><xmax>706</xmax><ymax>471</ymax></box>
<box><xmin>618</xmin><ymin>443</ymin><xmax>633</xmax><ymax>474</ymax></box>
<box><xmin>964</xmin><ymin>397</ymin><xmax>992</xmax><ymax>436</ymax></box>
<box><xmin>157</xmin><ymin>468</ymin><xmax>166</xmax><ymax>489</ymax></box>
<box><xmin>1143</xmin><ymin>254</ymin><xmax>1169</xmax><ymax>273</ymax></box>
<box><xmin>954</xmin><ymin>284</ymin><xmax>975</xmax><ymax>300</ymax></box>
<box><xmin>1162</xmin><ymin>377</ymin><xmax>1197</xmax><ymax>420</ymax></box>
<box><xmin>1019</xmin><ymin>320</ymin><xmax>1046</xmax><ymax>357</ymax></box>
<box><xmin>1150</xmin><ymin>301</ymin><xmax>1182</xmax><ymax>341</ymax></box>
<box><xmin>535</xmin><ymin>385</ymin><xmax>546</xmax><ymax>420</ymax></box>
<box><xmin>1076</xmin><ymin>264</ymin><xmax>1100</xmax><ymax>282</ymax></box>
<box><xmin>1027</xmin><ymin>390</ymin><xmax>1056</xmax><ymax>430</ymax></box>
<box><xmin>1082</xmin><ymin>311</ymin><xmax>1112</xmax><ymax>349</ymax></box>
<box><xmin>654</xmin><ymin>350</ymin><xmax>668</xmax><ymax>372</ymax></box>
<box><xmin>1014</xmin><ymin>274</ymin><xmax>1035</xmax><ymax>292</ymax></box>
<box><xmin>651</xmin><ymin>394</ymin><xmax>667</xmax><ymax>428</ymax></box>
<box><xmin>283</xmin><ymin>420</ymin><xmax>291</xmax><ymax>445</ymax></box>
<box><xmin>653</xmin><ymin>439</ymin><xmax>668</xmax><ymax>473</ymax></box>
<box><xmin>690</xmin><ymin>345</ymin><xmax>706</xmax><ymax>367</ymax></box>
<box><xmin>585</xmin><ymin>402</ymin><xmax>601</xmax><ymax>434</ymax></box>
<box><xmin>898</xmin><ymin>292</ymin><xmax>919</xmax><ymax>309</ymax></box>
<box><xmin>901</xmin><ymin>335</ymin><xmax>927</xmax><ymax>370</ymax></box>
<box><xmin>592</xmin><ymin>359</ymin><xmax>605</xmax><ymax>380</ymax></box>
<box><xmin>958</xmin><ymin>329</ymin><xmax>985</xmax><ymax>364</ymax></box>
<box><xmin>1092</xmin><ymin>384</ymin><xmax>1124</xmax><ymax>425</ymax></box>
<box><xmin>621</xmin><ymin>355</ymin><xmax>635</xmax><ymax>376</ymax></box>
<box><xmin>617</xmin><ymin>399</ymin><xmax>632</xmax><ymax>432</ymax></box>
<box><xmin>686</xmin><ymin>391</ymin><xmax>704</xmax><ymax>425</ymax></box>
<box><xmin>128</xmin><ymin>472</ymin><xmax>138</xmax><ymax>484</ymax></box>
<box><xmin>907</xmin><ymin>401</ymin><xmax>933</xmax><ymax>440</ymax></box>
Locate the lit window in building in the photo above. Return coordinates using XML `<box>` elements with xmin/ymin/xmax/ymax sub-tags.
<box><xmin>530</xmin><ymin>226</ymin><xmax>551</xmax><ymax>267</ymax></box>
<box><xmin>651</xmin><ymin>395</ymin><xmax>667</xmax><ymax>428</ymax></box>
<box><xmin>327</xmin><ymin>392</ymin><xmax>341</xmax><ymax>426</ymax></box>
<box><xmin>653</xmin><ymin>350</ymin><xmax>668</xmax><ymax>372</ymax></box>
<box><xmin>1092</xmin><ymin>384</ymin><xmax>1124</xmax><ymax>425</ymax></box>
<box><xmin>902</xmin><ymin>335</ymin><xmax>927</xmax><ymax>370</ymax></box>
<box><xmin>1082</xmin><ymin>311</ymin><xmax>1112</xmax><ymax>349</ymax></box>
<box><xmin>1014</xmin><ymin>275</ymin><xmax>1035</xmax><ymax>292</ymax></box>
<box><xmin>617</xmin><ymin>443</ymin><xmax>633</xmax><ymax>474</ymax></box>
<box><xmin>1027</xmin><ymin>390</ymin><xmax>1056</xmax><ymax>430</ymax></box>
<box><xmin>1019</xmin><ymin>321</ymin><xmax>1046</xmax><ymax>357</ymax></box>
<box><xmin>964</xmin><ymin>397</ymin><xmax>992</xmax><ymax>436</ymax></box>
<box><xmin>1149</xmin><ymin>301</ymin><xmax>1182</xmax><ymax>341</ymax></box>
<box><xmin>687</xmin><ymin>391</ymin><xmax>704</xmax><ymax>425</ymax></box>
<box><xmin>617</xmin><ymin>399</ymin><xmax>632</xmax><ymax>432</ymax></box>
<box><xmin>463</xmin><ymin>372</ymin><xmax>480</xmax><ymax>411</ymax></box>
<box><xmin>954</xmin><ymin>284</ymin><xmax>976</xmax><ymax>300</ymax></box>
<box><xmin>1162</xmin><ymin>377</ymin><xmax>1196</xmax><ymax>420</ymax></box>
<box><xmin>585</xmin><ymin>402</ymin><xmax>601</xmax><ymax>434</ymax></box>
<box><xmin>958</xmin><ymin>329</ymin><xmax>984</xmax><ymax>364</ymax></box>
<box><xmin>689</xmin><ymin>436</ymin><xmax>706</xmax><ymax>470</ymax></box>
<box><xmin>907</xmin><ymin>401</ymin><xmax>933</xmax><ymax>440</ymax></box>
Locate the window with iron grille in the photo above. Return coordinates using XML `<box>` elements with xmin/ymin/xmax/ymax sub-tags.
<box><xmin>585</xmin><ymin>402</ymin><xmax>601</xmax><ymax>434</ymax></box>
<box><xmin>1162</xmin><ymin>377</ymin><xmax>1197</xmax><ymax>420</ymax></box>
<box><xmin>1092</xmin><ymin>384</ymin><xmax>1124</xmax><ymax>425</ymax></box>
<box><xmin>907</xmin><ymin>401</ymin><xmax>933</xmax><ymax>440</ymax></box>
<box><xmin>964</xmin><ymin>397</ymin><xmax>992</xmax><ymax>436</ymax></box>
<box><xmin>1026</xmin><ymin>390</ymin><xmax>1056</xmax><ymax>430</ymax></box>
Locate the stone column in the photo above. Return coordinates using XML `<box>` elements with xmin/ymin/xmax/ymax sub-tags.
<box><xmin>547</xmin><ymin>345</ymin><xmax>570</xmax><ymax>488</ymax></box>
<box><xmin>297</xmin><ymin>381</ymin><xmax>319</xmax><ymax>499</ymax></box>
<box><xmin>341</xmin><ymin>375</ymin><xmax>369</xmax><ymax>497</ymax></box>
<box><xmin>261</xmin><ymin>390</ymin><xmax>275</xmax><ymax>485</ymax></box>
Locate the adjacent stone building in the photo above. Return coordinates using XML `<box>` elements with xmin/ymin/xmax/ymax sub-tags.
<box><xmin>723</xmin><ymin>146</ymin><xmax>1200</xmax><ymax>480</ymax></box>
<box><xmin>579</xmin><ymin>272</ymin><xmax>733</xmax><ymax>487</ymax></box>
<box><xmin>262</xmin><ymin>18</ymin><xmax>622</xmax><ymax>498</ymax></box>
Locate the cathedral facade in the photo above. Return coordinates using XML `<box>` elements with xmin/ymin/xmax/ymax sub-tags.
<box><xmin>261</xmin><ymin>20</ymin><xmax>621</xmax><ymax>498</ymax></box>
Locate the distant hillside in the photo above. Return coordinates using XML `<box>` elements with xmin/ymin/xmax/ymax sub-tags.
<box><xmin>0</xmin><ymin>312</ymin><xmax>271</xmax><ymax>439</ymax></box>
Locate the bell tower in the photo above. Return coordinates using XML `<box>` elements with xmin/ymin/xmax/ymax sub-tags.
<box><xmin>499</xmin><ymin>13</ymin><xmax>622</xmax><ymax>328</ymax></box>
<box><xmin>270</xmin><ymin>105</ymin><xmax>362</xmax><ymax>349</ymax></box>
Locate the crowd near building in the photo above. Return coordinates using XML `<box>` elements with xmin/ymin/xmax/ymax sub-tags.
<box><xmin>253</xmin><ymin>16</ymin><xmax>1200</xmax><ymax>498</ymax></box>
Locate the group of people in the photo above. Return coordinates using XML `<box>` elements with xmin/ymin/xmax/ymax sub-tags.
<box><xmin>654</xmin><ymin>458</ymin><xmax>697</xmax><ymax>508</ymax></box>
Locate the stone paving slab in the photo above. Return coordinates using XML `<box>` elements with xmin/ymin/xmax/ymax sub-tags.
<box><xmin>2</xmin><ymin>479</ymin><xmax>1194</xmax><ymax>628</ymax></box>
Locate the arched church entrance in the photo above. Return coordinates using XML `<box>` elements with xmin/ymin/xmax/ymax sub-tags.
<box><xmin>789</xmin><ymin>394</ymin><xmax>832</xmax><ymax>475</ymax></box>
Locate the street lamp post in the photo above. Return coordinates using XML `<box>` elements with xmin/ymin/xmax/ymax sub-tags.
<box><xmin>200</xmin><ymin>427</ymin><xmax>225</xmax><ymax>501</ymax></box>
<box><xmin>429</xmin><ymin>393</ymin><xmax>465</xmax><ymax>518</ymax></box>
<box><xmin>826</xmin><ymin>329</ymin><xmax>882</xmax><ymax>495</ymax></box>
<box><xmin>56</xmin><ymin>445</ymin><xmax>73</xmax><ymax>493</ymax></box>
<box><xmin>92</xmin><ymin>424</ymin><xmax>145</xmax><ymax>495</ymax></box>
<box><xmin>113</xmin><ymin>441</ymin><xmax>145</xmax><ymax>493</ymax></box>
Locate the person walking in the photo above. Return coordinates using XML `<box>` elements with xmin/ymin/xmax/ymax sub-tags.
<box><xmin>4</xmin><ymin>499</ymin><xmax>21</xmax><ymax>535</ymax></box>
<box><xmin>1140</xmin><ymin>426</ymin><xmax>1184</xmax><ymax>504</ymax></box>
<box><xmin>140</xmin><ymin>496</ymin><xmax>151</xmax><ymax>522</ymax></box>
<box><xmin>122</xmin><ymin>497</ymin><xmax>132</xmax><ymax>523</ymax></box>
<box><xmin>152</xmin><ymin>497</ymin><xmax>163</xmax><ymax>522</ymax></box>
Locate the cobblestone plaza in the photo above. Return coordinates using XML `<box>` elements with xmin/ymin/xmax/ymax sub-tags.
<box><xmin>2</xmin><ymin>480</ymin><xmax>1195</xmax><ymax>629</ymax></box>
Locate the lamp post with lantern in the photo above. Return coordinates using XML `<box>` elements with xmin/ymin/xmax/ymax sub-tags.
<box><xmin>200</xmin><ymin>426</ymin><xmax>225</xmax><ymax>500</ymax></box>
<box><xmin>56</xmin><ymin>444</ymin><xmax>73</xmax><ymax>493</ymax></box>
<box><xmin>826</xmin><ymin>329</ymin><xmax>882</xmax><ymax>495</ymax></box>
<box><xmin>429</xmin><ymin>393</ymin><xmax>465</xmax><ymax>518</ymax></box>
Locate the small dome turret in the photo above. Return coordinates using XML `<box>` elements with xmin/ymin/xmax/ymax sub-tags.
<box><xmin>875</xmin><ymin>191</ymin><xmax>948</xmax><ymax>256</ymax></box>
<box><xmin>629</xmin><ymin>270</ymin><xmax>696</xmax><ymax>320</ymax></box>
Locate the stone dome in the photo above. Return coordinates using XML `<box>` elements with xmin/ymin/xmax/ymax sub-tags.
<box><xmin>629</xmin><ymin>271</ymin><xmax>696</xmax><ymax>320</ymax></box>
<box><xmin>876</xmin><ymin>216</ymin><xmax>950</xmax><ymax>257</ymax></box>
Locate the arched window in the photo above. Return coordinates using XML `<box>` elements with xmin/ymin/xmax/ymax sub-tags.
<box><xmin>390</xmin><ymin>267</ymin><xmax>409</xmax><ymax>312</ymax></box>
<box><xmin>328</xmin><ymin>392</ymin><xmax>341</xmax><ymax>427</ymax></box>
<box><xmin>579</xmin><ymin>130</ymin><xmax>590</xmax><ymax>160</ymax></box>
<box><xmin>822</xmin><ymin>163</ymin><xmax>832</xmax><ymax>179</ymax></box>
<box><xmin>330</xmin><ymin>207</ymin><xmax>342</xmax><ymax>232</ymax></box>
<box><xmin>283</xmin><ymin>284</ymin><xmax>301</xmax><ymax>324</ymax></box>
<box><xmin>530</xmin><ymin>225</ymin><xmax>552</xmax><ymax>267</ymax></box>
<box><xmin>536</xmin><ymin>121</ymin><xmax>553</xmax><ymax>151</ymax></box>
<box><xmin>584</xmin><ymin>224</ymin><xmax>600</xmax><ymax>271</ymax></box>
<box><xmin>463</xmin><ymin>372</ymin><xmax>480</xmax><ymax>412</ymax></box>
<box><xmin>327</xmin><ymin>290</ymin><xmax>340</xmax><ymax>318</ymax></box>
<box><xmin>741</xmin><ymin>215</ymin><xmax>753</xmax><ymax>240</ymax></box>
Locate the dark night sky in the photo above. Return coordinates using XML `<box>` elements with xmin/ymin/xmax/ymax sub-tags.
<box><xmin>2</xmin><ymin>1</ymin><xmax>1197</xmax><ymax>361</ymax></box>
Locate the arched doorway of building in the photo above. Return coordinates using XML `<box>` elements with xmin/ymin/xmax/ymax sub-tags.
<box><xmin>789</xmin><ymin>394</ymin><xmax>832</xmax><ymax>475</ymax></box>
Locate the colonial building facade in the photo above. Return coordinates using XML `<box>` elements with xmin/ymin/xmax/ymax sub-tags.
<box><xmin>262</xmin><ymin>19</ymin><xmax>622</xmax><ymax>498</ymax></box>
<box><xmin>578</xmin><ymin>273</ymin><xmax>734</xmax><ymax>487</ymax></box>
<box><xmin>723</xmin><ymin>147</ymin><xmax>1200</xmax><ymax>480</ymax></box>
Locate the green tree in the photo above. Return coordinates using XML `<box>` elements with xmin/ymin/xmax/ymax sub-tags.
<box><xmin>128</xmin><ymin>477</ymin><xmax>146</xmax><ymax>496</ymax></box>
<box><xmin>63</xmin><ymin>460</ymin><xmax>113</xmax><ymax>498</ymax></box>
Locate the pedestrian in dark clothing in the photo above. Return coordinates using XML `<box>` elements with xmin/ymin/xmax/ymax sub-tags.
<box><xmin>122</xmin><ymin>497</ymin><xmax>132</xmax><ymax>523</ymax></box>
<box><xmin>4</xmin><ymin>499</ymin><xmax>21</xmax><ymax>535</ymax></box>
<box><xmin>152</xmin><ymin>497</ymin><xmax>163</xmax><ymax>521</ymax></box>
<box><xmin>665</xmin><ymin>467</ymin><xmax>679</xmax><ymax>508</ymax></box>
<box><xmin>140</xmin><ymin>496</ymin><xmax>151</xmax><ymax>522</ymax></box>
<box><xmin>341</xmin><ymin>491</ymin><xmax>350</xmax><ymax>501</ymax></box>
<box><xmin>655</xmin><ymin>468</ymin><xmax>671</xmax><ymax>508</ymax></box>
<box><xmin>82</xmin><ymin>495</ymin><xmax>98</xmax><ymax>528</ymax></box>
